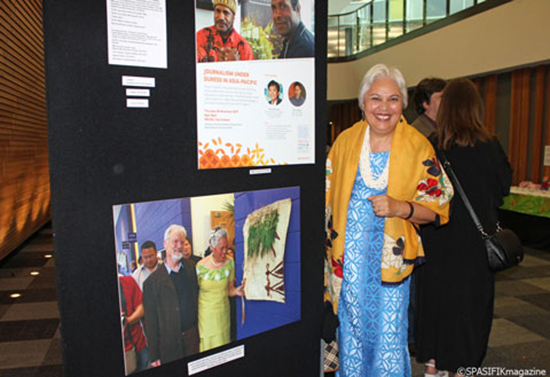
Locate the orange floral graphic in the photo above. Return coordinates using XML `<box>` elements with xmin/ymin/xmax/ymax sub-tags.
<box><xmin>199</xmin><ymin>138</ymin><xmax>277</xmax><ymax>169</ymax></box>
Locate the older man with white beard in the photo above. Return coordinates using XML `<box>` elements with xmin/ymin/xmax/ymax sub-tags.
<box><xmin>143</xmin><ymin>225</ymin><xmax>199</xmax><ymax>367</ymax></box>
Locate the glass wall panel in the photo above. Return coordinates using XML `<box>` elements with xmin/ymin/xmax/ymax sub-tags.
<box><xmin>327</xmin><ymin>16</ymin><xmax>340</xmax><ymax>57</ymax></box>
<box><xmin>357</xmin><ymin>4</ymin><xmax>373</xmax><ymax>52</ymax></box>
<box><xmin>450</xmin><ymin>0</ymin><xmax>474</xmax><ymax>14</ymax></box>
<box><xmin>339</xmin><ymin>13</ymin><xmax>357</xmax><ymax>55</ymax></box>
<box><xmin>388</xmin><ymin>0</ymin><xmax>404</xmax><ymax>39</ymax></box>
<box><xmin>327</xmin><ymin>0</ymin><xmax>489</xmax><ymax>58</ymax></box>
<box><xmin>372</xmin><ymin>0</ymin><xmax>387</xmax><ymax>46</ymax></box>
<box><xmin>406</xmin><ymin>0</ymin><xmax>424</xmax><ymax>32</ymax></box>
<box><xmin>426</xmin><ymin>0</ymin><xmax>447</xmax><ymax>23</ymax></box>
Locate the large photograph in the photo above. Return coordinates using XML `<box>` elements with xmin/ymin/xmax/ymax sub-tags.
<box><xmin>195</xmin><ymin>0</ymin><xmax>316</xmax><ymax>169</ymax></box>
<box><xmin>112</xmin><ymin>187</ymin><xmax>301</xmax><ymax>374</ymax></box>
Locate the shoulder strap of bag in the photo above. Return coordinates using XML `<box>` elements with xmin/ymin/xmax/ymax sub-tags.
<box><xmin>439</xmin><ymin>150</ymin><xmax>488</xmax><ymax>237</ymax></box>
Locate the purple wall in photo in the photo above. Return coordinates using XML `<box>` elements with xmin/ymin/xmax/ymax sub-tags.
<box><xmin>234</xmin><ymin>186</ymin><xmax>301</xmax><ymax>340</ymax></box>
<box><xmin>133</xmin><ymin>197</ymin><xmax>192</xmax><ymax>252</ymax></box>
<box><xmin>114</xmin><ymin>205</ymin><xmax>133</xmax><ymax>275</ymax></box>
<box><xmin>113</xmin><ymin>198</ymin><xmax>192</xmax><ymax>272</ymax></box>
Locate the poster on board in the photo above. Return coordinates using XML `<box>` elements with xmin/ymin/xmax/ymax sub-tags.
<box><xmin>106</xmin><ymin>0</ymin><xmax>168</xmax><ymax>69</ymax></box>
<box><xmin>195</xmin><ymin>0</ymin><xmax>315</xmax><ymax>169</ymax></box>
<box><xmin>112</xmin><ymin>187</ymin><xmax>301</xmax><ymax>374</ymax></box>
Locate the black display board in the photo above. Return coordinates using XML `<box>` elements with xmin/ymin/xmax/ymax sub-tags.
<box><xmin>44</xmin><ymin>1</ymin><xmax>327</xmax><ymax>376</ymax></box>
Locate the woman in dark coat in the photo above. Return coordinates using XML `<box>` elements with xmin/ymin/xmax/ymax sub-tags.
<box><xmin>415</xmin><ymin>78</ymin><xmax>512</xmax><ymax>377</ymax></box>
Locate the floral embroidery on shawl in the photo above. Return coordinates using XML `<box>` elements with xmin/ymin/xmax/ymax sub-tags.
<box><xmin>415</xmin><ymin>157</ymin><xmax>453</xmax><ymax>206</ymax></box>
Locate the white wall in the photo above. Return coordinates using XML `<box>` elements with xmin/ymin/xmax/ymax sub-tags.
<box><xmin>328</xmin><ymin>0</ymin><xmax>550</xmax><ymax>101</ymax></box>
<box><xmin>190</xmin><ymin>193</ymin><xmax>234</xmax><ymax>257</ymax></box>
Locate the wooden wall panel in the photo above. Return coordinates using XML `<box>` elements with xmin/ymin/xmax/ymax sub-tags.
<box><xmin>0</xmin><ymin>0</ymin><xmax>50</xmax><ymax>261</ymax></box>
<box><xmin>328</xmin><ymin>101</ymin><xmax>362</xmax><ymax>145</ymax></box>
<box><xmin>484</xmin><ymin>75</ymin><xmax>498</xmax><ymax>134</ymax></box>
<box><xmin>531</xmin><ymin>66</ymin><xmax>546</xmax><ymax>183</ymax></box>
<box><xmin>545</xmin><ymin>67</ymin><xmax>550</xmax><ymax>179</ymax></box>
<box><xmin>509</xmin><ymin>69</ymin><xmax>531</xmax><ymax>185</ymax></box>
<box><xmin>517</xmin><ymin>68</ymin><xmax>531</xmax><ymax>185</ymax></box>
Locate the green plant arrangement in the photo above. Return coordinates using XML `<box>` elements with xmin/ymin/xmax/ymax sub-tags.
<box><xmin>246</xmin><ymin>209</ymin><xmax>280</xmax><ymax>259</ymax></box>
<box><xmin>221</xmin><ymin>200</ymin><xmax>235</xmax><ymax>227</ymax></box>
<box><xmin>240</xmin><ymin>17</ymin><xmax>283</xmax><ymax>60</ymax></box>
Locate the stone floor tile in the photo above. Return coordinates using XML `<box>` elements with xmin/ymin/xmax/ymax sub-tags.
<box><xmin>0</xmin><ymin>339</ymin><xmax>52</xmax><ymax>369</ymax></box>
<box><xmin>42</xmin><ymin>338</ymin><xmax>63</xmax><ymax>365</ymax></box>
<box><xmin>496</xmin><ymin>265</ymin><xmax>550</xmax><ymax>280</ymax></box>
<box><xmin>508</xmin><ymin>314</ymin><xmax>550</xmax><ymax>340</ymax></box>
<box><xmin>524</xmin><ymin>248</ymin><xmax>550</xmax><ymax>261</ymax></box>
<box><xmin>0</xmin><ymin>268</ymin><xmax>37</xmax><ymax>279</ymax></box>
<box><xmin>521</xmin><ymin>277</ymin><xmax>550</xmax><ymax>292</ymax></box>
<box><xmin>53</xmin><ymin>325</ymin><xmax>61</xmax><ymax>339</ymax></box>
<box><xmin>493</xmin><ymin>296</ymin><xmax>549</xmax><ymax>318</ymax></box>
<box><xmin>43</xmin><ymin>259</ymin><xmax>56</xmax><ymax>268</ymax></box>
<box><xmin>0</xmin><ymin>365</ymin><xmax>64</xmax><ymax>377</ymax></box>
<box><xmin>518</xmin><ymin>254</ymin><xmax>550</xmax><ymax>267</ymax></box>
<box><xmin>519</xmin><ymin>293</ymin><xmax>550</xmax><ymax>312</ymax></box>
<box><xmin>0</xmin><ymin>278</ymin><xmax>34</xmax><ymax>291</ymax></box>
<box><xmin>487</xmin><ymin>339</ymin><xmax>550</xmax><ymax>371</ymax></box>
<box><xmin>21</xmin><ymin>243</ymin><xmax>54</xmax><ymax>253</ymax></box>
<box><xmin>0</xmin><ymin>366</ymin><xmax>37</xmax><ymax>377</ymax></box>
<box><xmin>0</xmin><ymin>292</ymin><xmax>25</xmax><ymax>305</ymax></box>
<box><xmin>488</xmin><ymin>318</ymin><xmax>545</xmax><ymax>348</ymax></box>
<box><xmin>16</xmin><ymin>289</ymin><xmax>58</xmax><ymax>304</ymax></box>
<box><xmin>0</xmin><ymin>319</ymin><xmax>60</xmax><ymax>342</ymax></box>
<box><xmin>1</xmin><ymin>253</ymin><xmax>51</xmax><ymax>269</ymax></box>
<box><xmin>0</xmin><ymin>302</ymin><xmax>60</xmax><ymax>321</ymax></box>
<box><xmin>0</xmin><ymin>305</ymin><xmax>9</xmax><ymax>320</ymax></box>
<box><xmin>36</xmin><ymin>268</ymin><xmax>56</xmax><ymax>278</ymax></box>
<box><xmin>27</xmin><ymin>275</ymin><xmax>56</xmax><ymax>290</ymax></box>
<box><xmin>494</xmin><ymin>280</ymin><xmax>548</xmax><ymax>297</ymax></box>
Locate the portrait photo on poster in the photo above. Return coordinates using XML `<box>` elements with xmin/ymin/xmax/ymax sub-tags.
<box><xmin>288</xmin><ymin>81</ymin><xmax>306</xmax><ymax>107</ymax></box>
<box><xmin>195</xmin><ymin>0</ymin><xmax>316</xmax><ymax>170</ymax></box>
<box><xmin>112</xmin><ymin>186</ymin><xmax>301</xmax><ymax>374</ymax></box>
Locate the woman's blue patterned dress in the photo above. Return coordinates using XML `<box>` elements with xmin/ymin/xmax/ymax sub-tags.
<box><xmin>337</xmin><ymin>151</ymin><xmax>411</xmax><ymax>377</ymax></box>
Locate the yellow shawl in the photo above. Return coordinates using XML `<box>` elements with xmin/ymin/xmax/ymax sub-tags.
<box><xmin>325</xmin><ymin>119</ymin><xmax>453</xmax><ymax>313</ymax></box>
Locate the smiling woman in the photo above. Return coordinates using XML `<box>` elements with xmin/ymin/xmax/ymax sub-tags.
<box><xmin>324</xmin><ymin>64</ymin><xmax>453</xmax><ymax>376</ymax></box>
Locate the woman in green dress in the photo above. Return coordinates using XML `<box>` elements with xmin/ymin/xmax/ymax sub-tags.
<box><xmin>196</xmin><ymin>227</ymin><xmax>244</xmax><ymax>352</ymax></box>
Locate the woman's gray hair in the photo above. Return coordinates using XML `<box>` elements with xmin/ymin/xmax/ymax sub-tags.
<box><xmin>209</xmin><ymin>227</ymin><xmax>228</xmax><ymax>248</ymax></box>
<box><xmin>357</xmin><ymin>64</ymin><xmax>408</xmax><ymax>110</ymax></box>
<box><xmin>164</xmin><ymin>224</ymin><xmax>187</xmax><ymax>241</ymax></box>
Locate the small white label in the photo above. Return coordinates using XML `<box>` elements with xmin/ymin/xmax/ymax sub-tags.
<box><xmin>126</xmin><ymin>89</ymin><xmax>150</xmax><ymax>97</ymax></box>
<box><xmin>544</xmin><ymin>145</ymin><xmax>550</xmax><ymax>166</ymax></box>
<box><xmin>122</xmin><ymin>76</ymin><xmax>156</xmax><ymax>87</ymax></box>
<box><xmin>188</xmin><ymin>345</ymin><xmax>244</xmax><ymax>375</ymax></box>
<box><xmin>249</xmin><ymin>168</ymin><xmax>272</xmax><ymax>175</ymax></box>
<box><xmin>127</xmin><ymin>98</ymin><xmax>149</xmax><ymax>108</ymax></box>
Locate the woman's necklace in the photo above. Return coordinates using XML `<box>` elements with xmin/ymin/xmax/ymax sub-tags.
<box><xmin>359</xmin><ymin>126</ymin><xmax>390</xmax><ymax>190</ymax></box>
<box><xmin>211</xmin><ymin>256</ymin><xmax>224</xmax><ymax>267</ymax></box>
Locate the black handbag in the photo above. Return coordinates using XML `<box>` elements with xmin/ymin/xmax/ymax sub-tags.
<box><xmin>439</xmin><ymin>152</ymin><xmax>524</xmax><ymax>272</ymax></box>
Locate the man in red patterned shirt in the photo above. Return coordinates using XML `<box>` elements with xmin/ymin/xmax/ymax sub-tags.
<box><xmin>196</xmin><ymin>0</ymin><xmax>254</xmax><ymax>62</ymax></box>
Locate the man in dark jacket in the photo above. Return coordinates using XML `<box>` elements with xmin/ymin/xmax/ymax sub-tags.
<box><xmin>271</xmin><ymin>0</ymin><xmax>314</xmax><ymax>58</ymax></box>
<box><xmin>143</xmin><ymin>225</ymin><xmax>199</xmax><ymax>367</ymax></box>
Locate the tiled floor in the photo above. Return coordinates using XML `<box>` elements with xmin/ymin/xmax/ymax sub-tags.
<box><xmin>1</xmin><ymin>226</ymin><xmax>549</xmax><ymax>376</ymax></box>
<box><xmin>0</xmin><ymin>225</ymin><xmax>63</xmax><ymax>377</ymax></box>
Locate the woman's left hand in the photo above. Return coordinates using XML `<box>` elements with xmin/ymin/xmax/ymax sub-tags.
<box><xmin>230</xmin><ymin>278</ymin><xmax>246</xmax><ymax>297</ymax></box>
<box><xmin>234</xmin><ymin>284</ymin><xmax>245</xmax><ymax>297</ymax></box>
<box><xmin>368</xmin><ymin>194</ymin><xmax>408</xmax><ymax>218</ymax></box>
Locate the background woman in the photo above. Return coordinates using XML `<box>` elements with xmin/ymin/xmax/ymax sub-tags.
<box><xmin>415</xmin><ymin>78</ymin><xmax>512</xmax><ymax>377</ymax></box>
<box><xmin>325</xmin><ymin>64</ymin><xmax>452</xmax><ymax>377</ymax></box>
<box><xmin>183</xmin><ymin>237</ymin><xmax>201</xmax><ymax>264</ymax></box>
<box><xmin>196</xmin><ymin>227</ymin><xmax>244</xmax><ymax>352</ymax></box>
